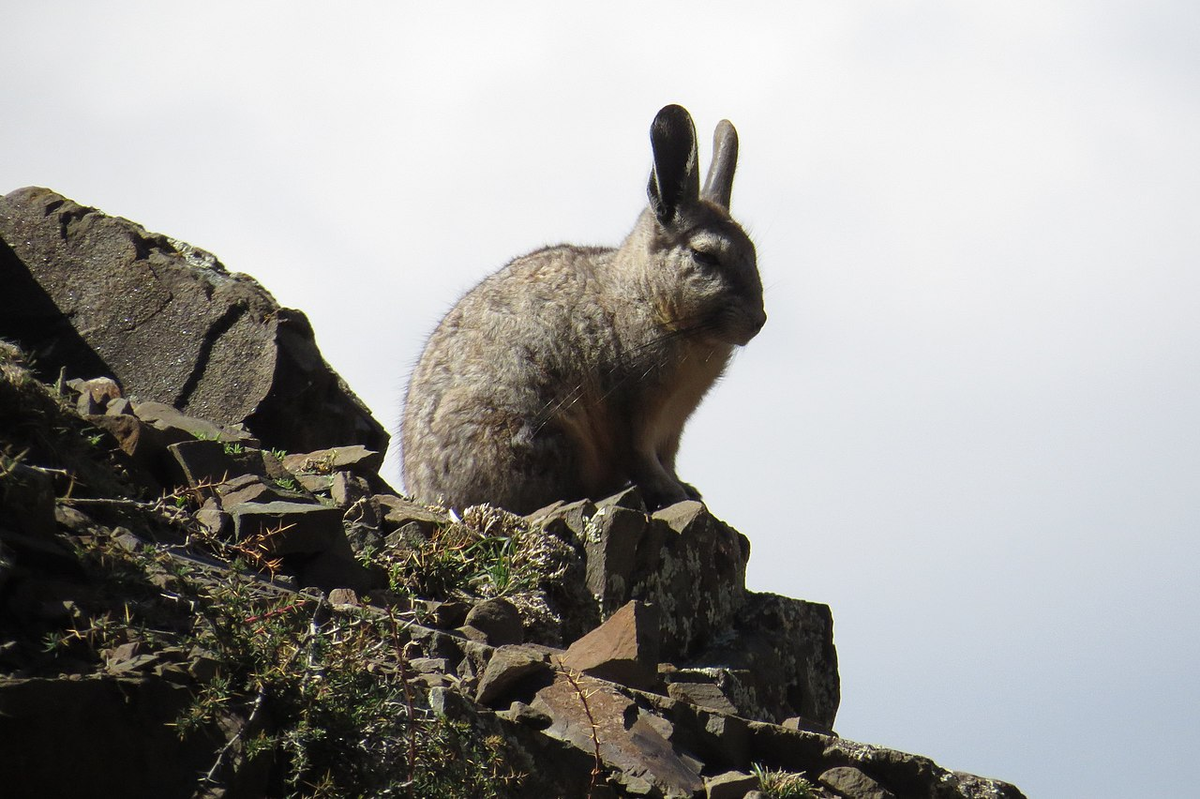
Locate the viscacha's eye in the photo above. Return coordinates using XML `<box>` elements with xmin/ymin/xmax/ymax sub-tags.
<box><xmin>691</xmin><ymin>247</ymin><xmax>720</xmax><ymax>268</ymax></box>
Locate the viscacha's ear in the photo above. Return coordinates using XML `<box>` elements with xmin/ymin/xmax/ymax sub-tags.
<box><xmin>701</xmin><ymin>119</ymin><xmax>738</xmax><ymax>209</ymax></box>
<box><xmin>647</xmin><ymin>104</ymin><xmax>700</xmax><ymax>224</ymax></box>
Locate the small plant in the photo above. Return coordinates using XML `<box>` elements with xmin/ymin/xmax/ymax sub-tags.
<box><xmin>273</xmin><ymin>475</ymin><xmax>299</xmax><ymax>492</ymax></box>
<box><xmin>41</xmin><ymin>629</ymin><xmax>69</xmax><ymax>654</ymax></box>
<box><xmin>377</xmin><ymin>518</ymin><xmax>533</xmax><ymax>601</ymax></box>
<box><xmin>190</xmin><ymin>430</ymin><xmax>245</xmax><ymax>456</ymax></box>
<box><xmin>463</xmin><ymin>533</ymin><xmax>522</xmax><ymax>595</ymax></box>
<box><xmin>291</xmin><ymin>451</ymin><xmax>338</xmax><ymax>475</ymax></box>
<box><xmin>751</xmin><ymin>762</ymin><xmax>818</xmax><ymax>799</ymax></box>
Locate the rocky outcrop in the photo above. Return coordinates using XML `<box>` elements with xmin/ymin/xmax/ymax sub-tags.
<box><xmin>0</xmin><ymin>189</ymin><xmax>1025</xmax><ymax>798</ymax></box>
<box><xmin>0</xmin><ymin>674</ymin><xmax>263</xmax><ymax>799</ymax></box>
<box><xmin>0</xmin><ymin>187</ymin><xmax>386</xmax><ymax>456</ymax></box>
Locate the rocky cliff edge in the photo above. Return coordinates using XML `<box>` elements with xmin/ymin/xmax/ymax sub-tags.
<box><xmin>0</xmin><ymin>188</ymin><xmax>1024</xmax><ymax>799</ymax></box>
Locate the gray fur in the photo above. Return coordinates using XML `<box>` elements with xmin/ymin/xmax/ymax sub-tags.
<box><xmin>402</xmin><ymin>104</ymin><xmax>765</xmax><ymax>513</ymax></box>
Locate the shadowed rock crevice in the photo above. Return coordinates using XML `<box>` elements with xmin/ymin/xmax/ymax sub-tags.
<box><xmin>175</xmin><ymin>300</ymin><xmax>248</xmax><ymax>408</ymax></box>
<box><xmin>0</xmin><ymin>237</ymin><xmax>113</xmax><ymax>380</ymax></box>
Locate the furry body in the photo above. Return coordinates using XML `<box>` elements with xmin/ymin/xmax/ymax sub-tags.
<box><xmin>402</xmin><ymin>106</ymin><xmax>764</xmax><ymax>513</ymax></box>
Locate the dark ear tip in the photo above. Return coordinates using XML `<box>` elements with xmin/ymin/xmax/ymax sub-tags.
<box><xmin>656</xmin><ymin>103</ymin><xmax>691</xmax><ymax>121</ymax></box>
<box><xmin>652</xmin><ymin>104</ymin><xmax>695</xmax><ymax>138</ymax></box>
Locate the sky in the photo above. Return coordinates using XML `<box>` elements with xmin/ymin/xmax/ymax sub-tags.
<box><xmin>3</xmin><ymin>3</ymin><xmax>1198</xmax><ymax>796</ymax></box>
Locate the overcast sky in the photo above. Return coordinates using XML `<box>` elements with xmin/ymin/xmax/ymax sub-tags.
<box><xmin>3</xmin><ymin>3</ymin><xmax>1198</xmax><ymax>796</ymax></box>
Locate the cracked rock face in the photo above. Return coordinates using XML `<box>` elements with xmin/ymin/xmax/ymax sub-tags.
<box><xmin>0</xmin><ymin>187</ymin><xmax>386</xmax><ymax>456</ymax></box>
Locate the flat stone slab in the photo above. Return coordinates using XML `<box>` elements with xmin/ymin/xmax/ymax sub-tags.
<box><xmin>227</xmin><ymin>501</ymin><xmax>346</xmax><ymax>555</ymax></box>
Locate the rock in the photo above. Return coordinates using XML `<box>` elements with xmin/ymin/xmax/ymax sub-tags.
<box><xmin>101</xmin><ymin>641</ymin><xmax>161</xmax><ymax>675</ymax></box>
<box><xmin>407</xmin><ymin>657</ymin><xmax>449</xmax><ymax>675</ymax></box>
<box><xmin>636</xmin><ymin>501</ymin><xmax>750</xmax><ymax>660</ymax></box>
<box><xmin>561</xmin><ymin>600</ymin><xmax>660</xmax><ymax>691</ymax></box>
<box><xmin>429</xmin><ymin>684</ymin><xmax>480</xmax><ymax>723</ymax></box>
<box><xmin>104</xmin><ymin>396</ymin><xmax>133</xmax><ymax>416</ymax></box>
<box><xmin>695</xmin><ymin>592</ymin><xmax>840</xmax><ymax>728</ymax></box>
<box><xmin>298</xmin><ymin>548</ymin><xmax>378</xmax><ymax>593</ymax></box>
<box><xmin>53</xmin><ymin>504</ymin><xmax>96</xmax><ymax>535</ymax></box>
<box><xmin>0</xmin><ymin>526</ymin><xmax>85</xmax><ymax>581</ymax></box>
<box><xmin>134</xmin><ymin>400</ymin><xmax>257</xmax><ymax>445</ymax></box>
<box><xmin>740</xmin><ymin>723</ymin><xmax>1027</xmax><ymax>799</ymax></box>
<box><xmin>526</xmin><ymin>495</ymin><xmax>754</xmax><ymax>665</ymax></box>
<box><xmin>463</xmin><ymin>597</ymin><xmax>525</xmax><ymax>646</ymax></box>
<box><xmin>948</xmin><ymin>771</ymin><xmax>1030</xmax><ymax>799</ymax></box>
<box><xmin>330</xmin><ymin>471</ymin><xmax>370</xmax><ymax>508</ymax></box>
<box><xmin>0</xmin><ymin>187</ymin><xmax>387</xmax><ymax>456</ymax></box>
<box><xmin>496</xmin><ymin>699</ymin><xmax>553</xmax><ymax>729</ymax></box>
<box><xmin>327</xmin><ymin>588</ymin><xmax>359</xmax><ymax>608</ymax></box>
<box><xmin>282</xmin><ymin>445</ymin><xmax>384</xmax><ymax>478</ymax></box>
<box><xmin>194</xmin><ymin>502</ymin><xmax>230</xmax><ymax>537</ymax></box>
<box><xmin>165</xmin><ymin>438</ymin><xmax>291</xmax><ymax>496</ymax></box>
<box><xmin>455</xmin><ymin>638</ymin><xmax>490</xmax><ymax>683</ymax></box>
<box><xmin>166</xmin><ymin>439</ymin><xmax>238</xmax><ymax>488</ymax></box>
<box><xmin>533</xmin><ymin>672</ymin><xmax>705</xmax><ymax>798</ymax></box>
<box><xmin>0</xmin><ymin>461</ymin><xmax>57</xmax><ymax>539</ymax></box>
<box><xmin>111</xmin><ymin>525</ymin><xmax>145</xmax><ymax>554</ymax></box>
<box><xmin>252</xmin><ymin>447</ymin><xmax>295</xmax><ymax>484</ymax></box>
<box><xmin>699</xmin><ymin>710</ymin><xmax>751</xmax><ymax>771</ymax></box>
<box><xmin>744</xmin><ymin>722</ymin><xmax>827</xmax><ymax>769</ymax></box>
<box><xmin>705</xmin><ymin>770</ymin><xmax>759</xmax><ymax>799</ymax></box>
<box><xmin>584</xmin><ymin>504</ymin><xmax>647</xmax><ymax>615</ymax></box>
<box><xmin>83</xmin><ymin>413</ymin><xmax>181</xmax><ymax>486</ymax></box>
<box><xmin>68</xmin><ymin>376</ymin><xmax>122</xmax><ymax>415</ymax></box>
<box><xmin>667</xmin><ymin>681</ymin><xmax>740</xmax><ymax>716</ymax></box>
<box><xmin>534</xmin><ymin>495</ymin><xmax>755</xmax><ymax>665</ymax></box>
<box><xmin>296</xmin><ymin>473</ymin><xmax>334</xmax><ymax>493</ymax></box>
<box><xmin>596</xmin><ymin>486</ymin><xmax>649</xmax><ymax>514</ymax></box>
<box><xmin>0</xmin><ymin>675</ymin><xmax>263</xmax><ymax>799</ymax></box>
<box><xmin>819</xmin><ymin>766</ymin><xmax>896</xmax><ymax>799</ymax></box>
<box><xmin>216</xmin><ymin>474</ymin><xmax>300</xmax><ymax>507</ymax></box>
<box><xmin>429</xmin><ymin>600</ymin><xmax>471</xmax><ymax>629</ymax></box>
<box><xmin>226</xmin><ymin>501</ymin><xmax>346</xmax><ymax>556</ymax></box>
<box><xmin>343</xmin><ymin>520</ymin><xmax>384</xmax><ymax>556</ymax></box>
<box><xmin>783</xmin><ymin>715</ymin><xmax>834</xmax><ymax>734</ymax></box>
<box><xmin>475</xmin><ymin>644</ymin><xmax>555</xmax><ymax>707</ymax></box>
<box><xmin>662</xmin><ymin>667</ymin><xmax>761</xmax><ymax>719</ymax></box>
<box><xmin>526</xmin><ymin>497</ymin><xmax>596</xmax><ymax>541</ymax></box>
<box><xmin>375</xmin><ymin>494</ymin><xmax>447</xmax><ymax>536</ymax></box>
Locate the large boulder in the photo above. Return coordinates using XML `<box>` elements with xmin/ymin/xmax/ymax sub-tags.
<box><xmin>530</xmin><ymin>491</ymin><xmax>840</xmax><ymax>729</ymax></box>
<box><xmin>0</xmin><ymin>187</ymin><xmax>386</xmax><ymax>456</ymax></box>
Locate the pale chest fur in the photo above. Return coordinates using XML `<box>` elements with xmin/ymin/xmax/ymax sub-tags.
<box><xmin>638</xmin><ymin>339</ymin><xmax>732</xmax><ymax>459</ymax></box>
<box><xmin>554</xmin><ymin>337</ymin><xmax>732</xmax><ymax>495</ymax></box>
